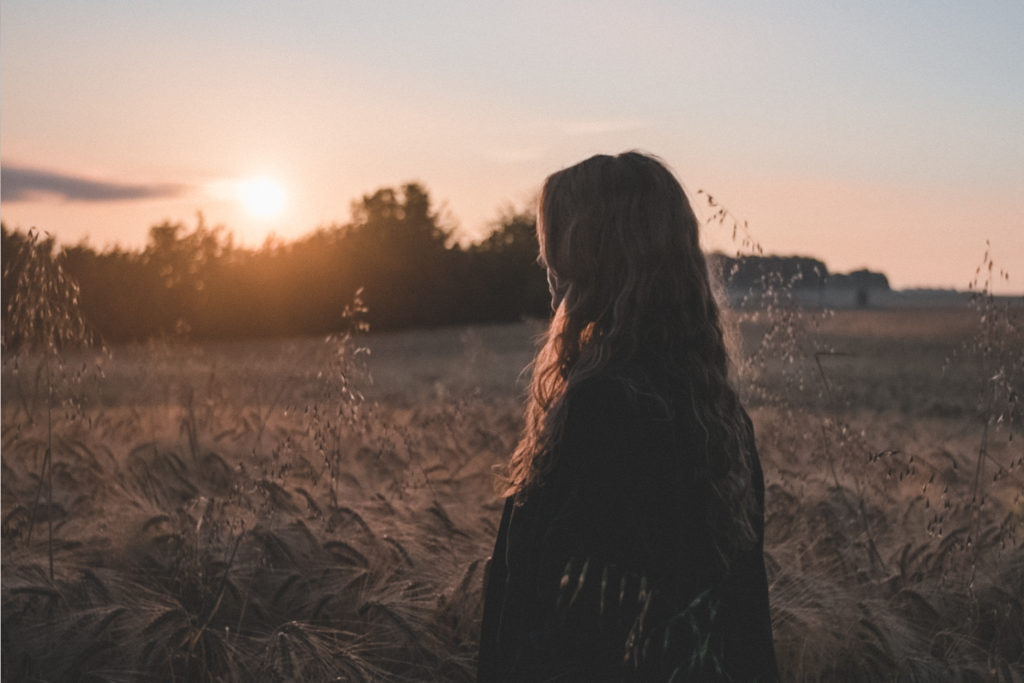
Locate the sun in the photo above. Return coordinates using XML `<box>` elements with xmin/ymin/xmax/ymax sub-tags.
<box><xmin>237</xmin><ymin>177</ymin><xmax>286</xmax><ymax>220</ymax></box>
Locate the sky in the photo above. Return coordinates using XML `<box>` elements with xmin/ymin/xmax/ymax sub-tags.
<box><xmin>2</xmin><ymin>1</ymin><xmax>1022</xmax><ymax>292</ymax></box>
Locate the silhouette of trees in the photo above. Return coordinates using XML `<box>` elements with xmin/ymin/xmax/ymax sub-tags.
<box><xmin>468</xmin><ymin>206</ymin><xmax>551</xmax><ymax>320</ymax></box>
<box><xmin>2</xmin><ymin>184</ymin><xmax>550</xmax><ymax>345</ymax></box>
<box><xmin>708</xmin><ymin>254</ymin><xmax>830</xmax><ymax>291</ymax></box>
<box><xmin>1</xmin><ymin>182</ymin><xmax>889</xmax><ymax>347</ymax></box>
<box><xmin>340</xmin><ymin>183</ymin><xmax>462</xmax><ymax>328</ymax></box>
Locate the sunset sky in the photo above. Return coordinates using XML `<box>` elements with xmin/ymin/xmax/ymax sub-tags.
<box><xmin>2</xmin><ymin>1</ymin><xmax>1022</xmax><ymax>292</ymax></box>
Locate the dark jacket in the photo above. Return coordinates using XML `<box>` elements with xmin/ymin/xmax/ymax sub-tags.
<box><xmin>477</xmin><ymin>374</ymin><xmax>778</xmax><ymax>682</ymax></box>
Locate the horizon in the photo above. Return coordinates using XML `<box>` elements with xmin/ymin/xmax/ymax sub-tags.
<box><xmin>6</xmin><ymin>215</ymin><xmax>1012</xmax><ymax>298</ymax></box>
<box><xmin>2</xmin><ymin>1</ymin><xmax>1022</xmax><ymax>293</ymax></box>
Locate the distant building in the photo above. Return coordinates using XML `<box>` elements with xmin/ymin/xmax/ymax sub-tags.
<box><xmin>708</xmin><ymin>253</ymin><xmax>890</xmax><ymax>309</ymax></box>
<box><xmin>826</xmin><ymin>268</ymin><xmax>891</xmax><ymax>291</ymax></box>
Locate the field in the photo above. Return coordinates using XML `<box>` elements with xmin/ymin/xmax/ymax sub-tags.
<box><xmin>2</xmin><ymin>305</ymin><xmax>1023</xmax><ymax>681</ymax></box>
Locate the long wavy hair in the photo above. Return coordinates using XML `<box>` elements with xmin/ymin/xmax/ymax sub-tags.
<box><xmin>506</xmin><ymin>151</ymin><xmax>758</xmax><ymax>556</ymax></box>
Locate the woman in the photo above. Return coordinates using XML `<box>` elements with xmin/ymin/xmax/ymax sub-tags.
<box><xmin>477</xmin><ymin>152</ymin><xmax>777</xmax><ymax>682</ymax></box>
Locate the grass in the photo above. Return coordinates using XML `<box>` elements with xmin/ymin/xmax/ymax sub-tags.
<box><xmin>2</xmin><ymin>240</ymin><xmax>1023</xmax><ymax>680</ymax></box>
<box><xmin>3</xmin><ymin>297</ymin><xmax>528</xmax><ymax>680</ymax></box>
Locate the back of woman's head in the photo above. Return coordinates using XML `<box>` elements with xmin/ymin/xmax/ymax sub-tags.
<box><xmin>511</xmin><ymin>151</ymin><xmax>758</xmax><ymax>559</ymax></box>
<box><xmin>538</xmin><ymin>152</ymin><xmax>720</xmax><ymax>367</ymax></box>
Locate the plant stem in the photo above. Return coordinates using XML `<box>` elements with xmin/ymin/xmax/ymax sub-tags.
<box><xmin>47</xmin><ymin>354</ymin><xmax>55</xmax><ymax>580</ymax></box>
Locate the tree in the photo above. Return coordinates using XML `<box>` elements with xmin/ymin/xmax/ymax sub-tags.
<box><xmin>470</xmin><ymin>206</ymin><xmax>550</xmax><ymax>320</ymax></box>
<box><xmin>345</xmin><ymin>183</ymin><xmax>459</xmax><ymax>328</ymax></box>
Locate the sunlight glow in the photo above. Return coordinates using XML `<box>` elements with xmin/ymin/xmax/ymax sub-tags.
<box><xmin>237</xmin><ymin>177</ymin><xmax>286</xmax><ymax>219</ymax></box>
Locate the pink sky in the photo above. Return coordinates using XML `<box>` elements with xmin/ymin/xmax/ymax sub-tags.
<box><xmin>3</xmin><ymin>1</ymin><xmax>1022</xmax><ymax>292</ymax></box>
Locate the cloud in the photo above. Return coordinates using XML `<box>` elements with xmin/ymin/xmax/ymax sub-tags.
<box><xmin>482</xmin><ymin>146</ymin><xmax>548</xmax><ymax>164</ymax></box>
<box><xmin>1</xmin><ymin>164</ymin><xmax>188</xmax><ymax>203</ymax></box>
<box><xmin>560</xmin><ymin>119</ymin><xmax>647</xmax><ymax>136</ymax></box>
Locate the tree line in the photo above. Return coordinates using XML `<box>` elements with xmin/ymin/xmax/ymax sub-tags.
<box><xmin>3</xmin><ymin>184</ymin><xmax>550</xmax><ymax>345</ymax></box>
<box><xmin>2</xmin><ymin>182</ymin><xmax>888</xmax><ymax>347</ymax></box>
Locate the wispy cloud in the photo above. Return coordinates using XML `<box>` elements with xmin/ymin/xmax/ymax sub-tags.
<box><xmin>560</xmin><ymin>119</ymin><xmax>648</xmax><ymax>136</ymax></box>
<box><xmin>1</xmin><ymin>164</ymin><xmax>188</xmax><ymax>203</ymax></box>
<box><xmin>481</xmin><ymin>146</ymin><xmax>548</xmax><ymax>164</ymax></box>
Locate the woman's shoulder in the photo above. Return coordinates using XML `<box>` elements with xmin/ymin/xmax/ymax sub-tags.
<box><xmin>566</xmin><ymin>365</ymin><xmax>677</xmax><ymax>423</ymax></box>
<box><xmin>557</xmin><ymin>369</ymin><xmax>683</xmax><ymax>475</ymax></box>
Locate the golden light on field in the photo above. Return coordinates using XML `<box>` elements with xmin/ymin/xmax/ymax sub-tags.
<box><xmin>236</xmin><ymin>176</ymin><xmax>286</xmax><ymax>220</ymax></box>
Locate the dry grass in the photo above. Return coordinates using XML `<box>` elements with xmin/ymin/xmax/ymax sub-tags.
<box><xmin>3</xmin><ymin>293</ymin><xmax>1023</xmax><ymax>681</ymax></box>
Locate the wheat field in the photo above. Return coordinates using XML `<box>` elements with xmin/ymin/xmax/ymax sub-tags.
<box><xmin>2</xmin><ymin>305</ymin><xmax>1023</xmax><ymax>681</ymax></box>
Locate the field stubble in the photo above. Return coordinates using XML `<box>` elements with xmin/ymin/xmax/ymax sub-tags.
<box><xmin>2</xmin><ymin>305</ymin><xmax>1023</xmax><ymax>681</ymax></box>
